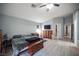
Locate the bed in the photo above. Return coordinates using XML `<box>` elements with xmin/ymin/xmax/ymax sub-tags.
<box><xmin>12</xmin><ymin>35</ymin><xmax>40</xmax><ymax>56</ymax></box>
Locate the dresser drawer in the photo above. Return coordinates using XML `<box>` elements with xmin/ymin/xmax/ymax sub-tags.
<box><xmin>0</xmin><ymin>42</ymin><xmax>1</xmax><ymax>44</ymax></box>
<box><xmin>0</xmin><ymin>34</ymin><xmax>2</xmax><ymax>36</ymax></box>
<box><xmin>0</xmin><ymin>37</ymin><xmax>2</xmax><ymax>39</ymax></box>
<box><xmin>0</xmin><ymin>45</ymin><xmax>1</xmax><ymax>49</ymax></box>
<box><xmin>0</xmin><ymin>33</ymin><xmax>2</xmax><ymax>35</ymax></box>
<box><xmin>0</xmin><ymin>44</ymin><xmax>1</xmax><ymax>50</ymax></box>
<box><xmin>0</xmin><ymin>42</ymin><xmax>1</xmax><ymax>46</ymax></box>
<box><xmin>0</xmin><ymin>39</ymin><xmax>2</xmax><ymax>44</ymax></box>
<box><xmin>0</xmin><ymin>36</ymin><xmax>2</xmax><ymax>38</ymax></box>
<box><xmin>0</xmin><ymin>36</ymin><xmax>2</xmax><ymax>39</ymax></box>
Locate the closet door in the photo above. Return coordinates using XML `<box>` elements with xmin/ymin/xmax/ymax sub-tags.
<box><xmin>71</xmin><ymin>24</ymin><xmax>74</xmax><ymax>41</ymax></box>
<box><xmin>56</xmin><ymin>24</ymin><xmax>62</xmax><ymax>38</ymax></box>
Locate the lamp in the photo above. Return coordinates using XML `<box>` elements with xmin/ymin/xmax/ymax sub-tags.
<box><xmin>36</xmin><ymin>29</ymin><xmax>41</xmax><ymax>34</ymax></box>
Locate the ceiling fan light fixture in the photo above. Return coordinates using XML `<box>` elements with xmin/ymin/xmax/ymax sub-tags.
<box><xmin>46</xmin><ymin>4</ymin><xmax>54</xmax><ymax>10</ymax></box>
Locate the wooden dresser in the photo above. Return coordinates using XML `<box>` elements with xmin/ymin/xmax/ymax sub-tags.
<box><xmin>0</xmin><ymin>32</ymin><xmax>3</xmax><ymax>53</ymax></box>
<box><xmin>43</xmin><ymin>30</ymin><xmax>52</xmax><ymax>39</ymax></box>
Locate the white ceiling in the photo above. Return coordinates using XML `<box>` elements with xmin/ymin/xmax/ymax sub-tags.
<box><xmin>0</xmin><ymin>3</ymin><xmax>79</xmax><ymax>23</ymax></box>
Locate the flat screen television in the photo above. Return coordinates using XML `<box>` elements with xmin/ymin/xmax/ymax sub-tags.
<box><xmin>44</xmin><ymin>25</ymin><xmax>51</xmax><ymax>29</ymax></box>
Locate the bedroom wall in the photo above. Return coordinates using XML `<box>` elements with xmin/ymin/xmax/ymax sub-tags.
<box><xmin>0</xmin><ymin>17</ymin><xmax>1</xmax><ymax>29</ymax></box>
<box><xmin>64</xmin><ymin>15</ymin><xmax>73</xmax><ymax>25</ymax></box>
<box><xmin>78</xmin><ymin>11</ymin><xmax>79</xmax><ymax>41</ymax></box>
<box><xmin>64</xmin><ymin>15</ymin><xmax>73</xmax><ymax>39</ymax></box>
<box><xmin>0</xmin><ymin>14</ymin><xmax>39</xmax><ymax>38</ymax></box>
<box><xmin>42</xmin><ymin>17</ymin><xmax>64</xmax><ymax>39</ymax></box>
<box><xmin>52</xmin><ymin>17</ymin><xmax>64</xmax><ymax>39</ymax></box>
<box><xmin>42</xmin><ymin>15</ymin><xmax>73</xmax><ymax>39</ymax></box>
<box><xmin>73</xmin><ymin>10</ymin><xmax>79</xmax><ymax>46</ymax></box>
<box><xmin>42</xmin><ymin>20</ymin><xmax>53</xmax><ymax>30</ymax></box>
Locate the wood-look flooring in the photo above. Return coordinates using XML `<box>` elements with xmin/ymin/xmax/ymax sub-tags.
<box><xmin>1</xmin><ymin>38</ymin><xmax>79</xmax><ymax>56</ymax></box>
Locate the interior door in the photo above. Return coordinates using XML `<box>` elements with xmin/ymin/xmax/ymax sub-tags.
<box><xmin>71</xmin><ymin>24</ymin><xmax>74</xmax><ymax>42</ymax></box>
<box><xmin>56</xmin><ymin>24</ymin><xmax>62</xmax><ymax>38</ymax></box>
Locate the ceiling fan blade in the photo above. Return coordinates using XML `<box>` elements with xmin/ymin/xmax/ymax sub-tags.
<box><xmin>39</xmin><ymin>4</ymin><xmax>47</xmax><ymax>8</ymax></box>
<box><xmin>31</xmin><ymin>4</ymin><xmax>37</xmax><ymax>7</ymax></box>
<box><xmin>53</xmin><ymin>3</ymin><xmax>60</xmax><ymax>7</ymax></box>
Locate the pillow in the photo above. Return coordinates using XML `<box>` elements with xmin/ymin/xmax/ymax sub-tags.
<box><xmin>13</xmin><ymin>35</ymin><xmax>22</xmax><ymax>38</ymax></box>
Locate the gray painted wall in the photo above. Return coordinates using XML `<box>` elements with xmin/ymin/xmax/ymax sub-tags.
<box><xmin>42</xmin><ymin>20</ymin><xmax>53</xmax><ymax>30</ymax></box>
<box><xmin>0</xmin><ymin>23</ymin><xmax>1</xmax><ymax>30</ymax></box>
<box><xmin>42</xmin><ymin>17</ymin><xmax>64</xmax><ymax>39</ymax></box>
<box><xmin>64</xmin><ymin>15</ymin><xmax>73</xmax><ymax>38</ymax></box>
<box><xmin>0</xmin><ymin>19</ymin><xmax>1</xmax><ymax>29</ymax></box>
<box><xmin>42</xmin><ymin>15</ymin><xmax>73</xmax><ymax>39</ymax></box>
<box><xmin>78</xmin><ymin>12</ymin><xmax>79</xmax><ymax>40</ymax></box>
<box><xmin>0</xmin><ymin>14</ymin><xmax>39</xmax><ymax>38</ymax></box>
<box><xmin>64</xmin><ymin>15</ymin><xmax>73</xmax><ymax>25</ymax></box>
<box><xmin>73</xmin><ymin>10</ymin><xmax>79</xmax><ymax>46</ymax></box>
<box><xmin>52</xmin><ymin>17</ymin><xmax>64</xmax><ymax>39</ymax></box>
<box><xmin>77</xmin><ymin>11</ymin><xmax>79</xmax><ymax>40</ymax></box>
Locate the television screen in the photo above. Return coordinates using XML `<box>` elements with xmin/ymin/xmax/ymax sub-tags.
<box><xmin>44</xmin><ymin>25</ymin><xmax>51</xmax><ymax>29</ymax></box>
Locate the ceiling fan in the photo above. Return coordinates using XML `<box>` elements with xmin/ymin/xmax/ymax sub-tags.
<box><xmin>31</xmin><ymin>3</ymin><xmax>60</xmax><ymax>11</ymax></box>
